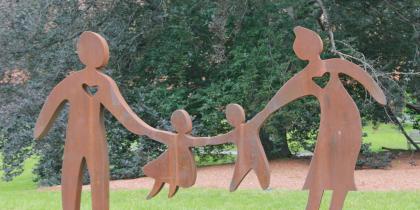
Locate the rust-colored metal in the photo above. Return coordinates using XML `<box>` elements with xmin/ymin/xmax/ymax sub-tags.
<box><xmin>143</xmin><ymin>109</ymin><xmax>229</xmax><ymax>199</ymax></box>
<box><xmin>143</xmin><ymin>105</ymin><xmax>270</xmax><ymax>199</ymax></box>
<box><xmin>34</xmin><ymin>31</ymin><xmax>155</xmax><ymax>210</ymax></box>
<box><xmin>258</xmin><ymin>26</ymin><xmax>387</xmax><ymax>210</ymax></box>
<box><xmin>210</xmin><ymin>104</ymin><xmax>271</xmax><ymax>192</ymax></box>
<box><xmin>34</xmin><ymin>26</ymin><xmax>386</xmax><ymax>209</ymax></box>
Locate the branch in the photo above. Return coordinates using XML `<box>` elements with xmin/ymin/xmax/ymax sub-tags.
<box><xmin>315</xmin><ymin>0</ymin><xmax>343</xmax><ymax>58</ymax></box>
<box><xmin>384</xmin><ymin>106</ymin><xmax>420</xmax><ymax>151</ymax></box>
<box><xmin>315</xmin><ymin>0</ymin><xmax>420</xmax><ymax>151</ymax></box>
<box><xmin>407</xmin><ymin>103</ymin><xmax>420</xmax><ymax>114</ymax></box>
<box><xmin>144</xmin><ymin>0</ymin><xmax>164</xmax><ymax>11</ymax></box>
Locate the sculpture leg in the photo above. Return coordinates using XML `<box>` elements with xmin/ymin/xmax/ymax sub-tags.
<box><xmin>61</xmin><ymin>151</ymin><xmax>84</xmax><ymax>210</ymax></box>
<box><xmin>86</xmin><ymin>150</ymin><xmax>109</xmax><ymax>210</ymax></box>
<box><xmin>254</xmin><ymin>151</ymin><xmax>270</xmax><ymax>190</ymax></box>
<box><xmin>306</xmin><ymin>188</ymin><xmax>324</xmax><ymax>210</ymax></box>
<box><xmin>329</xmin><ymin>190</ymin><xmax>348</xmax><ymax>210</ymax></box>
<box><xmin>229</xmin><ymin>160</ymin><xmax>251</xmax><ymax>192</ymax></box>
<box><xmin>168</xmin><ymin>183</ymin><xmax>179</xmax><ymax>198</ymax></box>
<box><xmin>147</xmin><ymin>180</ymin><xmax>164</xmax><ymax>200</ymax></box>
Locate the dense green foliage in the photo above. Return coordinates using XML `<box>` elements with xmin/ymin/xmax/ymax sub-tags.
<box><xmin>0</xmin><ymin>0</ymin><xmax>418</xmax><ymax>185</ymax></box>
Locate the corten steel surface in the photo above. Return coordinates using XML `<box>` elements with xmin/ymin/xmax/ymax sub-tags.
<box><xmin>206</xmin><ymin>103</ymin><xmax>271</xmax><ymax>192</ymax></box>
<box><xmin>33</xmin><ymin>26</ymin><xmax>387</xmax><ymax>209</ymax></box>
<box><xmin>143</xmin><ymin>109</ymin><xmax>229</xmax><ymax>199</ymax></box>
<box><xmin>258</xmin><ymin>26</ymin><xmax>387</xmax><ymax>210</ymax></box>
<box><xmin>34</xmin><ymin>31</ymin><xmax>155</xmax><ymax>210</ymax></box>
<box><xmin>143</xmin><ymin>105</ymin><xmax>271</xmax><ymax>199</ymax></box>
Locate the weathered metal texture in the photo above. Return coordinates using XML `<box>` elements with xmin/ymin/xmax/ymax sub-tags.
<box><xmin>143</xmin><ymin>104</ymin><xmax>270</xmax><ymax>199</ymax></box>
<box><xmin>34</xmin><ymin>31</ymin><xmax>155</xmax><ymax>210</ymax></box>
<box><xmin>34</xmin><ymin>26</ymin><xmax>387</xmax><ymax>209</ymax></box>
<box><xmin>258</xmin><ymin>26</ymin><xmax>387</xmax><ymax>210</ymax></box>
<box><xmin>143</xmin><ymin>109</ymin><xmax>229</xmax><ymax>199</ymax></box>
<box><xmin>143</xmin><ymin>105</ymin><xmax>270</xmax><ymax>199</ymax></box>
<box><xmin>210</xmin><ymin>104</ymin><xmax>271</xmax><ymax>192</ymax></box>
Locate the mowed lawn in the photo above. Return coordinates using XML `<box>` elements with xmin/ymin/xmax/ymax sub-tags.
<box><xmin>363</xmin><ymin>123</ymin><xmax>412</xmax><ymax>151</ymax></box>
<box><xmin>2</xmin><ymin>188</ymin><xmax>420</xmax><ymax>210</ymax></box>
<box><xmin>1</xmin><ymin>124</ymin><xmax>419</xmax><ymax>210</ymax></box>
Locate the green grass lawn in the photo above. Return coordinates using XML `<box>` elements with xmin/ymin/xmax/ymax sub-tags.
<box><xmin>1</xmin><ymin>123</ymin><xmax>418</xmax><ymax>209</ymax></box>
<box><xmin>2</xmin><ymin>188</ymin><xmax>420</xmax><ymax>210</ymax></box>
<box><xmin>1</xmin><ymin>152</ymin><xmax>420</xmax><ymax>209</ymax></box>
<box><xmin>363</xmin><ymin>123</ymin><xmax>411</xmax><ymax>151</ymax></box>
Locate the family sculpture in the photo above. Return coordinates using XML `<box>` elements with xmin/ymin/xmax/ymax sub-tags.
<box><xmin>34</xmin><ymin>26</ymin><xmax>386</xmax><ymax>210</ymax></box>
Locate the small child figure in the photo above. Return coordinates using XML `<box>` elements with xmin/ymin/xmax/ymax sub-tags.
<box><xmin>143</xmin><ymin>109</ymin><xmax>228</xmax><ymax>199</ymax></box>
<box><xmin>213</xmin><ymin>104</ymin><xmax>271</xmax><ymax>192</ymax></box>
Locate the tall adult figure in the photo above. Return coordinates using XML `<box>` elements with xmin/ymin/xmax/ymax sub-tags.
<box><xmin>34</xmin><ymin>31</ymin><xmax>154</xmax><ymax>210</ymax></box>
<box><xmin>257</xmin><ymin>26</ymin><xmax>386</xmax><ymax>210</ymax></box>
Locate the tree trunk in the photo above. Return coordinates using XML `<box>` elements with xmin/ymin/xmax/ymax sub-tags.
<box><xmin>260</xmin><ymin>127</ymin><xmax>292</xmax><ymax>159</ymax></box>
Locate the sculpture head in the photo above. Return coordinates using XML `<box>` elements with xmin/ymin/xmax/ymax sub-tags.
<box><xmin>293</xmin><ymin>26</ymin><xmax>323</xmax><ymax>61</ymax></box>
<box><xmin>225</xmin><ymin>103</ymin><xmax>246</xmax><ymax>128</ymax></box>
<box><xmin>171</xmin><ymin>109</ymin><xmax>193</xmax><ymax>134</ymax></box>
<box><xmin>77</xmin><ymin>31</ymin><xmax>110</xmax><ymax>69</ymax></box>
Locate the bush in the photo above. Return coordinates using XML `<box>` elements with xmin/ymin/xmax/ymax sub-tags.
<box><xmin>1</xmin><ymin>0</ymin><xmax>417</xmax><ymax>185</ymax></box>
<box><xmin>357</xmin><ymin>143</ymin><xmax>394</xmax><ymax>169</ymax></box>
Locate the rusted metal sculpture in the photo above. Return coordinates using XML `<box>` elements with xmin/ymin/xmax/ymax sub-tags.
<box><xmin>208</xmin><ymin>103</ymin><xmax>270</xmax><ymax>192</ymax></box>
<box><xmin>143</xmin><ymin>109</ymin><xmax>228</xmax><ymax>199</ymax></box>
<box><xmin>143</xmin><ymin>104</ymin><xmax>271</xmax><ymax>199</ymax></box>
<box><xmin>34</xmin><ymin>31</ymin><xmax>155</xmax><ymax>210</ymax></box>
<box><xmin>34</xmin><ymin>26</ymin><xmax>387</xmax><ymax>209</ymax></box>
<box><xmin>257</xmin><ymin>26</ymin><xmax>387</xmax><ymax>210</ymax></box>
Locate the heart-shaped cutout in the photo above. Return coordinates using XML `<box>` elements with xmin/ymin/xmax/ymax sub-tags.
<box><xmin>82</xmin><ymin>84</ymin><xmax>99</xmax><ymax>96</ymax></box>
<box><xmin>312</xmin><ymin>72</ymin><xmax>330</xmax><ymax>88</ymax></box>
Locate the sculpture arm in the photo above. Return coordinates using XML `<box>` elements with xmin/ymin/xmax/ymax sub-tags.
<box><xmin>248</xmin><ymin>109</ymin><xmax>269</xmax><ymax>128</ymax></box>
<box><xmin>327</xmin><ymin>58</ymin><xmax>387</xmax><ymax>105</ymax></box>
<box><xmin>260</xmin><ymin>71</ymin><xmax>320</xmax><ymax>119</ymax></box>
<box><xmin>34</xmin><ymin>81</ymin><xmax>68</xmax><ymax>140</ymax></box>
<box><xmin>188</xmin><ymin>131</ymin><xmax>234</xmax><ymax>147</ymax></box>
<box><xmin>99</xmin><ymin>77</ymin><xmax>155</xmax><ymax>136</ymax></box>
<box><xmin>144</xmin><ymin>127</ymin><xmax>173</xmax><ymax>144</ymax></box>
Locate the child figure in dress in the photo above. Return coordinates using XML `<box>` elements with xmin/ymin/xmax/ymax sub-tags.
<box><xmin>143</xmin><ymin>109</ymin><xmax>228</xmax><ymax>199</ymax></box>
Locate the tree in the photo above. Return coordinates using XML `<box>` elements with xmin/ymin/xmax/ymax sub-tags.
<box><xmin>0</xmin><ymin>0</ymin><xmax>418</xmax><ymax>185</ymax></box>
